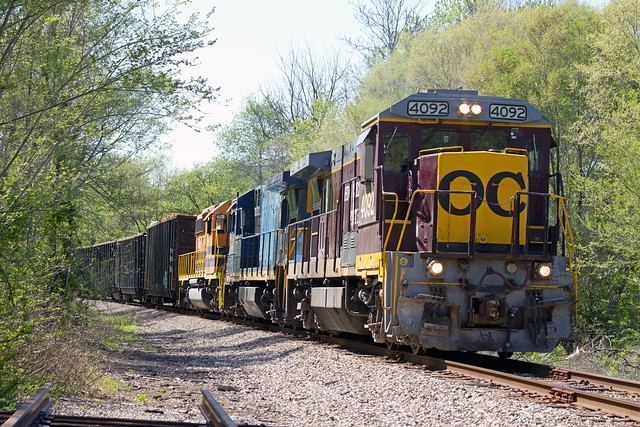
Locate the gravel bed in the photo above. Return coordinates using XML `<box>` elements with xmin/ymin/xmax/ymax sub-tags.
<box><xmin>54</xmin><ymin>301</ymin><xmax>631</xmax><ymax>426</ymax></box>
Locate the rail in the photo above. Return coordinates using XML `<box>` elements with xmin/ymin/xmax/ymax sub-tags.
<box><xmin>2</xmin><ymin>383</ymin><xmax>52</xmax><ymax>427</ymax></box>
<box><xmin>312</xmin><ymin>334</ymin><xmax>640</xmax><ymax>423</ymax></box>
<box><xmin>1</xmin><ymin>384</ymin><xmax>240</xmax><ymax>427</ymax></box>
<box><xmin>178</xmin><ymin>249</ymin><xmax>206</xmax><ymax>280</ymax></box>
<box><xmin>199</xmin><ymin>388</ymin><xmax>237</xmax><ymax>427</ymax></box>
<box><xmin>387</xmin><ymin>188</ymin><xmax>476</xmax><ymax>317</ymax></box>
<box><xmin>286</xmin><ymin>209</ymin><xmax>339</xmax><ymax>278</ymax></box>
<box><xmin>232</xmin><ymin>228</ymin><xmax>284</xmax><ymax>276</ymax></box>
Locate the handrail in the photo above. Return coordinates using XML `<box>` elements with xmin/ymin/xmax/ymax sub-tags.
<box><xmin>287</xmin><ymin>209</ymin><xmax>338</xmax><ymax>275</ymax></box>
<box><xmin>554</xmin><ymin>195</ymin><xmax>578</xmax><ymax>319</ymax></box>
<box><xmin>382</xmin><ymin>192</ymin><xmax>400</xmax><ymax>252</ymax></box>
<box><xmin>383</xmin><ymin>188</ymin><xmax>577</xmax><ymax>321</ymax></box>
<box><xmin>233</xmin><ymin>228</ymin><xmax>284</xmax><ymax>273</ymax></box>
<box><xmin>178</xmin><ymin>249</ymin><xmax>206</xmax><ymax>280</ymax></box>
<box><xmin>419</xmin><ymin>145</ymin><xmax>464</xmax><ymax>156</ymax></box>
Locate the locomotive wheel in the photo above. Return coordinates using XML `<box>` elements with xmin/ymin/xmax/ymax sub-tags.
<box><xmin>498</xmin><ymin>351</ymin><xmax>513</xmax><ymax>359</ymax></box>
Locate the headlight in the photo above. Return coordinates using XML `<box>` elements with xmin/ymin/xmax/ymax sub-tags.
<box><xmin>536</xmin><ymin>263</ymin><xmax>552</xmax><ymax>279</ymax></box>
<box><xmin>458</xmin><ymin>103</ymin><xmax>482</xmax><ymax>116</ymax></box>
<box><xmin>428</xmin><ymin>260</ymin><xmax>444</xmax><ymax>276</ymax></box>
<box><xmin>506</xmin><ymin>262</ymin><xmax>517</xmax><ymax>274</ymax></box>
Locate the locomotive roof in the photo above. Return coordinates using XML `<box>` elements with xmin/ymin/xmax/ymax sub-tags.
<box><xmin>362</xmin><ymin>88</ymin><xmax>551</xmax><ymax>129</ymax></box>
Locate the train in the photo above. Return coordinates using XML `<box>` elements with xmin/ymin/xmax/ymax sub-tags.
<box><xmin>77</xmin><ymin>88</ymin><xmax>577</xmax><ymax>357</ymax></box>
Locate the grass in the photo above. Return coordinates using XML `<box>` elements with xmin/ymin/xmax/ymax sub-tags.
<box><xmin>93</xmin><ymin>311</ymin><xmax>157</xmax><ymax>352</ymax></box>
<box><xmin>516</xmin><ymin>340</ymin><xmax>640</xmax><ymax>381</ymax></box>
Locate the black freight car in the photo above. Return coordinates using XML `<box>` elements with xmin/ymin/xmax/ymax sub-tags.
<box><xmin>75</xmin><ymin>240</ymin><xmax>117</xmax><ymax>298</ymax></box>
<box><xmin>115</xmin><ymin>233</ymin><xmax>146</xmax><ymax>302</ymax></box>
<box><xmin>144</xmin><ymin>215</ymin><xmax>195</xmax><ymax>306</ymax></box>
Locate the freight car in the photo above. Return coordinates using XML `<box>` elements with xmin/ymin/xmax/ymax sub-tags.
<box><xmin>114</xmin><ymin>233</ymin><xmax>146</xmax><ymax>302</ymax></box>
<box><xmin>75</xmin><ymin>240</ymin><xmax>118</xmax><ymax>297</ymax></box>
<box><xmin>83</xmin><ymin>89</ymin><xmax>577</xmax><ymax>357</ymax></box>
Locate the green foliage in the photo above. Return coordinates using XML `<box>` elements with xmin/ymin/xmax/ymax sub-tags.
<box><xmin>163</xmin><ymin>157</ymin><xmax>250</xmax><ymax>215</ymax></box>
<box><xmin>288</xmin><ymin>95</ymin><xmax>355</xmax><ymax>160</ymax></box>
<box><xmin>0</xmin><ymin>0</ymin><xmax>216</xmax><ymax>405</ymax></box>
<box><xmin>350</xmin><ymin>0</ymin><xmax>640</xmax><ymax>353</ymax></box>
<box><xmin>213</xmin><ymin>96</ymin><xmax>292</xmax><ymax>187</ymax></box>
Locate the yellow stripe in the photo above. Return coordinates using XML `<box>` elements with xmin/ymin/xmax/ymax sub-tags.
<box><xmin>407</xmin><ymin>281</ymin><xmax>461</xmax><ymax>286</ymax></box>
<box><xmin>331</xmin><ymin>155</ymin><xmax>360</xmax><ymax>174</ymax></box>
<box><xmin>362</xmin><ymin>117</ymin><xmax>552</xmax><ymax>131</ymax></box>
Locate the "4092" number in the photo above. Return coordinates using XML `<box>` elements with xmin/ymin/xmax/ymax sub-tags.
<box><xmin>407</xmin><ymin>101</ymin><xmax>449</xmax><ymax>116</ymax></box>
<box><xmin>489</xmin><ymin>104</ymin><xmax>527</xmax><ymax>121</ymax></box>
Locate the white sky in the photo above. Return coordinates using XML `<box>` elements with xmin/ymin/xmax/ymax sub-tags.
<box><xmin>166</xmin><ymin>0</ymin><xmax>366</xmax><ymax>169</ymax></box>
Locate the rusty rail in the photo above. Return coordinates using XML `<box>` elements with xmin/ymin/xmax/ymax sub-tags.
<box><xmin>312</xmin><ymin>335</ymin><xmax>640</xmax><ymax>423</ymax></box>
<box><xmin>1</xmin><ymin>384</ymin><xmax>242</xmax><ymax>427</ymax></box>
<box><xmin>2</xmin><ymin>383</ymin><xmax>53</xmax><ymax>427</ymax></box>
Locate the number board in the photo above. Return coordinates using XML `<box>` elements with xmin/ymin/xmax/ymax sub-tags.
<box><xmin>489</xmin><ymin>104</ymin><xmax>527</xmax><ymax>121</ymax></box>
<box><xmin>407</xmin><ymin>101</ymin><xmax>448</xmax><ymax>117</ymax></box>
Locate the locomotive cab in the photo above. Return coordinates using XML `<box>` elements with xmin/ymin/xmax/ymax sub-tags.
<box><xmin>178</xmin><ymin>200</ymin><xmax>231</xmax><ymax>311</ymax></box>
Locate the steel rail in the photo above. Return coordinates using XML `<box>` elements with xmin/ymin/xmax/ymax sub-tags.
<box><xmin>500</xmin><ymin>359</ymin><xmax>640</xmax><ymax>395</ymax></box>
<box><xmin>146</xmin><ymin>303</ymin><xmax>640</xmax><ymax>422</ymax></box>
<box><xmin>199</xmin><ymin>388</ymin><xmax>237</xmax><ymax>427</ymax></box>
<box><xmin>2</xmin><ymin>382</ymin><xmax>53</xmax><ymax>427</ymax></box>
<box><xmin>312</xmin><ymin>335</ymin><xmax>640</xmax><ymax>422</ymax></box>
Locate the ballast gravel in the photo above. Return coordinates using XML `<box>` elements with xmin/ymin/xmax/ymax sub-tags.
<box><xmin>54</xmin><ymin>301</ymin><xmax>629</xmax><ymax>426</ymax></box>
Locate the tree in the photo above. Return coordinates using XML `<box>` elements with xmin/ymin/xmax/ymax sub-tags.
<box><xmin>216</xmin><ymin>42</ymin><xmax>356</xmax><ymax>186</ymax></box>
<box><xmin>569</xmin><ymin>0</ymin><xmax>640</xmax><ymax>341</ymax></box>
<box><xmin>345</xmin><ymin>0</ymin><xmax>426</xmax><ymax>65</ymax></box>
<box><xmin>164</xmin><ymin>158</ymin><xmax>252</xmax><ymax>215</ymax></box>
<box><xmin>214</xmin><ymin>96</ymin><xmax>291</xmax><ymax>187</ymax></box>
<box><xmin>0</xmin><ymin>0</ymin><xmax>217</xmax><ymax>403</ymax></box>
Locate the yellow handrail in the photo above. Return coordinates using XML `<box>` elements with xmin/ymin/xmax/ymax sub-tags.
<box><xmin>385</xmin><ymin>189</ymin><xmax>577</xmax><ymax>321</ymax></box>
<box><xmin>551</xmin><ymin>195</ymin><xmax>578</xmax><ymax>319</ymax></box>
<box><xmin>177</xmin><ymin>249</ymin><xmax>206</xmax><ymax>280</ymax></box>
<box><xmin>382</xmin><ymin>192</ymin><xmax>399</xmax><ymax>252</ymax></box>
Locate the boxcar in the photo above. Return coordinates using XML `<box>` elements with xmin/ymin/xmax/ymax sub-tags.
<box><xmin>144</xmin><ymin>215</ymin><xmax>195</xmax><ymax>306</ymax></box>
<box><xmin>115</xmin><ymin>232</ymin><xmax>146</xmax><ymax>301</ymax></box>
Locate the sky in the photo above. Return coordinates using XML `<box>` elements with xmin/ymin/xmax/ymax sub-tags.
<box><xmin>165</xmin><ymin>0</ymin><xmax>367</xmax><ymax>169</ymax></box>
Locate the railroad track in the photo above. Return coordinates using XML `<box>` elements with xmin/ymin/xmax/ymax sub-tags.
<box><xmin>0</xmin><ymin>383</ymin><xmax>241</xmax><ymax>427</ymax></box>
<box><xmin>209</xmin><ymin>309</ymin><xmax>640</xmax><ymax>422</ymax></box>
<box><xmin>311</xmin><ymin>333</ymin><xmax>640</xmax><ymax>423</ymax></box>
<box><xmin>128</xmin><ymin>302</ymin><xmax>640</xmax><ymax>423</ymax></box>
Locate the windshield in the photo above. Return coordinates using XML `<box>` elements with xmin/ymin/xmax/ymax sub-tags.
<box><xmin>421</xmin><ymin>128</ymin><xmax>510</xmax><ymax>152</ymax></box>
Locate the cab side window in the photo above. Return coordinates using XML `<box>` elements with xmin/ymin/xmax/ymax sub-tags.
<box><xmin>526</xmin><ymin>135</ymin><xmax>543</xmax><ymax>177</ymax></box>
<box><xmin>383</xmin><ymin>134</ymin><xmax>409</xmax><ymax>174</ymax></box>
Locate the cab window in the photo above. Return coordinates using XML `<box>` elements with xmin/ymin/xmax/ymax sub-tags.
<box><xmin>526</xmin><ymin>135</ymin><xmax>543</xmax><ymax>177</ymax></box>
<box><xmin>471</xmin><ymin>129</ymin><xmax>509</xmax><ymax>151</ymax></box>
<box><xmin>421</xmin><ymin>129</ymin><xmax>459</xmax><ymax>152</ymax></box>
<box><xmin>383</xmin><ymin>133</ymin><xmax>409</xmax><ymax>173</ymax></box>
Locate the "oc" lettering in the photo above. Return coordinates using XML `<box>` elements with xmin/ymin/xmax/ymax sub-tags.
<box><xmin>437</xmin><ymin>170</ymin><xmax>526</xmax><ymax>217</ymax></box>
